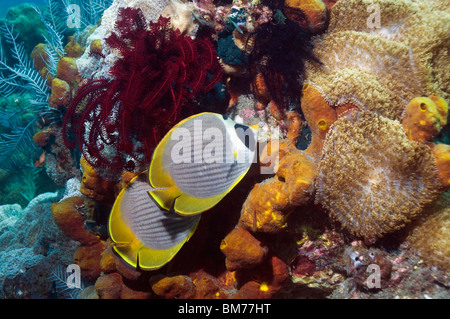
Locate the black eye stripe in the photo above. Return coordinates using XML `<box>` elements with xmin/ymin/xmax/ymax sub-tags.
<box><xmin>234</xmin><ymin>124</ymin><xmax>255</xmax><ymax>151</ymax></box>
<box><xmin>234</xmin><ymin>123</ymin><xmax>249</xmax><ymax>132</ymax></box>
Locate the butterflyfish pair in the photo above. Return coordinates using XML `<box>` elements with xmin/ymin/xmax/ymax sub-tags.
<box><xmin>108</xmin><ymin>113</ymin><xmax>258</xmax><ymax>270</ymax></box>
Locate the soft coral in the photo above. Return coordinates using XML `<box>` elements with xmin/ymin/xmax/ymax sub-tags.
<box><xmin>63</xmin><ymin>8</ymin><xmax>222</xmax><ymax>172</ymax></box>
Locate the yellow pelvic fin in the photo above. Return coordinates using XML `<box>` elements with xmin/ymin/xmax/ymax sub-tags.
<box><xmin>112</xmin><ymin>240</ymin><xmax>142</xmax><ymax>269</ymax></box>
<box><xmin>112</xmin><ymin>233</ymin><xmax>198</xmax><ymax>270</ymax></box>
<box><xmin>174</xmin><ymin>192</ymin><xmax>226</xmax><ymax>216</ymax></box>
<box><xmin>148</xmin><ymin>185</ymin><xmax>183</xmax><ymax>211</ymax></box>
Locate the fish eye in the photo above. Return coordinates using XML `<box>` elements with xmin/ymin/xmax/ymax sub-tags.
<box><xmin>222</xmin><ymin>115</ymin><xmax>229</xmax><ymax>120</ymax></box>
<box><xmin>234</xmin><ymin>124</ymin><xmax>256</xmax><ymax>151</ymax></box>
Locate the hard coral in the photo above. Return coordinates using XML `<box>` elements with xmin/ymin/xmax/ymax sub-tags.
<box><xmin>316</xmin><ymin>110</ymin><xmax>442</xmax><ymax>241</ymax></box>
<box><xmin>63</xmin><ymin>8</ymin><xmax>222</xmax><ymax>173</ymax></box>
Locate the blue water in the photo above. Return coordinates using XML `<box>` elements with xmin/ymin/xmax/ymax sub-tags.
<box><xmin>0</xmin><ymin>0</ymin><xmax>47</xmax><ymax>19</ymax></box>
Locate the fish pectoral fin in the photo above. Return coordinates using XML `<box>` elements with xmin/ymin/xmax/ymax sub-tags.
<box><xmin>174</xmin><ymin>193</ymin><xmax>226</xmax><ymax>216</ymax></box>
<box><xmin>148</xmin><ymin>185</ymin><xmax>183</xmax><ymax>211</ymax></box>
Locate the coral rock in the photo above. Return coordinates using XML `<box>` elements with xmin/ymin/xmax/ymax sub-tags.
<box><xmin>402</xmin><ymin>96</ymin><xmax>448</xmax><ymax>143</ymax></box>
<box><xmin>284</xmin><ymin>0</ymin><xmax>328</xmax><ymax>33</ymax></box>
<box><xmin>51</xmin><ymin>196</ymin><xmax>100</xmax><ymax>245</ymax></box>
<box><xmin>220</xmin><ymin>227</ymin><xmax>268</xmax><ymax>271</ymax></box>
<box><xmin>48</xmin><ymin>78</ymin><xmax>71</xmax><ymax>109</ymax></box>
<box><xmin>431</xmin><ymin>143</ymin><xmax>450</xmax><ymax>190</ymax></box>
<box><xmin>80</xmin><ymin>157</ymin><xmax>117</xmax><ymax>204</ymax></box>
<box><xmin>95</xmin><ymin>272</ymin><xmax>123</xmax><ymax>299</ymax></box>
<box><xmin>151</xmin><ymin>275</ymin><xmax>196</xmax><ymax>299</ymax></box>
<box><xmin>240</xmin><ymin>149</ymin><xmax>317</xmax><ymax>233</ymax></box>
<box><xmin>43</xmin><ymin>130</ymin><xmax>80</xmax><ymax>187</ymax></box>
<box><xmin>73</xmin><ymin>241</ymin><xmax>106</xmax><ymax>281</ymax></box>
<box><xmin>316</xmin><ymin>110</ymin><xmax>442</xmax><ymax>241</ymax></box>
<box><xmin>56</xmin><ymin>57</ymin><xmax>81</xmax><ymax>87</ymax></box>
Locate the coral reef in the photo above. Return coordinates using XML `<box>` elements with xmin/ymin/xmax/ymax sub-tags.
<box><xmin>0</xmin><ymin>0</ymin><xmax>448</xmax><ymax>301</ymax></box>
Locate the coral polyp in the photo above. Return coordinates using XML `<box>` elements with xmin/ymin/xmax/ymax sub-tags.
<box><xmin>62</xmin><ymin>7</ymin><xmax>222</xmax><ymax>173</ymax></box>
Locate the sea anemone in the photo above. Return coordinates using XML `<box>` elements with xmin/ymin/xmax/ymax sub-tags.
<box><xmin>305</xmin><ymin>0</ymin><xmax>450</xmax><ymax>121</ymax></box>
<box><xmin>315</xmin><ymin>110</ymin><xmax>442</xmax><ymax>241</ymax></box>
<box><xmin>407</xmin><ymin>192</ymin><xmax>450</xmax><ymax>271</ymax></box>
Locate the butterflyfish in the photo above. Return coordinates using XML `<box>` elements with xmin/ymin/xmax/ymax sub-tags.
<box><xmin>108</xmin><ymin>172</ymin><xmax>201</xmax><ymax>270</ymax></box>
<box><xmin>148</xmin><ymin>112</ymin><xmax>258</xmax><ymax>216</ymax></box>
